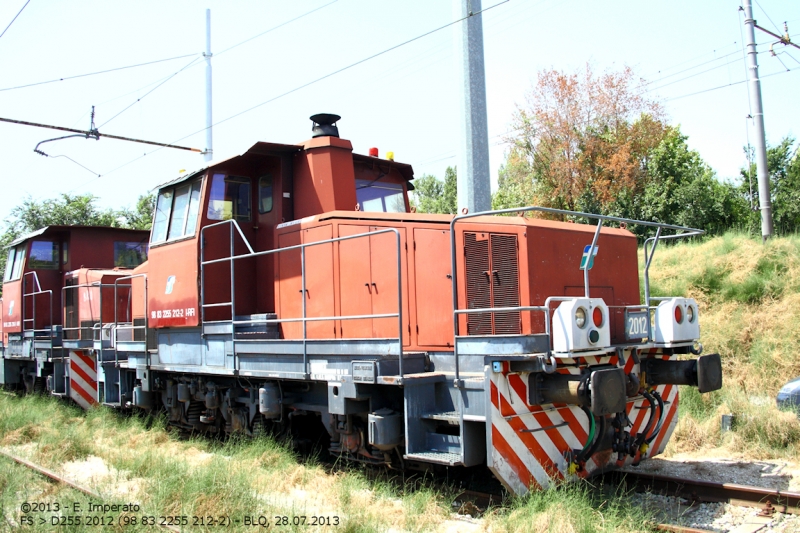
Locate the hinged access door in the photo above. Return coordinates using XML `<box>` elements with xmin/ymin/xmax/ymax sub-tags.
<box><xmin>464</xmin><ymin>232</ymin><xmax>521</xmax><ymax>335</ymax></box>
<box><xmin>338</xmin><ymin>225</ymin><xmax>409</xmax><ymax>344</ymax></box>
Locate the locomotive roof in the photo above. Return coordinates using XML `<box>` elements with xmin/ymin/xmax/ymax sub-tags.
<box><xmin>156</xmin><ymin>140</ymin><xmax>415</xmax><ymax>191</ymax></box>
<box><xmin>285</xmin><ymin>210</ymin><xmax>636</xmax><ymax>238</ymax></box>
<box><xmin>7</xmin><ymin>225</ymin><xmax>150</xmax><ymax>248</ymax></box>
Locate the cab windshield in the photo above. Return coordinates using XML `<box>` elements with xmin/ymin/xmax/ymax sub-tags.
<box><xmin>356</xmin><ymin>180</ymin><xmax>406</xmax><ymax>213</ymax></box>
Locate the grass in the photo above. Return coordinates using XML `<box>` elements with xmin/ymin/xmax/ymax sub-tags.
<box><xmin>642</xmin><ymin>232</ymin><xmax>800</xmax><ymax>460</ymax></box>
<box><xmin>0</xmin><ymin>393</ymin><xmax>668</xmax><ymax>532</ymax></box>
<box><xmin>0</xmin><ymin>393</ymin><xmax>455</xmax><ymax>532</ymax></box>
<box><xmin>484</xmin><ymin>482</ymin><xmax>656</xmax><ymax>533</ymax></box>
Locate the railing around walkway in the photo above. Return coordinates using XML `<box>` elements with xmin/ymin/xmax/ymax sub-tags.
<box><xmin>200</xmin><ymin>221</ymin><xmax>404</xmax><ymax>381</ymax></box>
<box><xmin>22</xmin><ymin>271</ymin><xmax>53</xmax><ymax>340</ymax></box>
<box><xmin>449</xmin><ymin>206</ymin><xmax>705</xmax><ymax>386</ymax></box>
<box><xmin>62</xmin><ymin>282</ymin><xmax>133</xmax><ymax>352</ymax></box>
<box><xmin>113</xmin><ymin>274</ymin><xmax>148</xmax><ymax>365</ymax></box>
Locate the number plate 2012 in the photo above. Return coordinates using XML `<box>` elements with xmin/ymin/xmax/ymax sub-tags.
<box><xmin>625</xmin><ymin>310</ymin><xmax>649</xmax><ymax>341</ymax></box>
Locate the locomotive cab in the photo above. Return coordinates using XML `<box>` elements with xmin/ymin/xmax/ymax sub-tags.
<box><xmin>0</xmin><ymin>226</ymin><xmax>148</xmax><ymax>394</ymax></box>
<box><xmin>143</xmin><ymin>113</ymin><xmax>414</xmax><ymax>331</ymax></box>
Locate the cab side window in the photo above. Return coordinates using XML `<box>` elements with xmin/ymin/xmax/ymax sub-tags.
<box><xmin>207</xmin><ymin>174</ymin><xmax>252</xmax><ymax>221</ymax></box>
<box><xmin>28</xmin><ymin>241</ymin><xmax>59</xmax><ymax>270</ymax></box>
<box><xmin>258</xmin><ymin>175</ymin><xmax>273</xmax><ymax>214</ymax></box>
<box><xmin>114</xmin><ymin>242</ymin><xmax>148</xmax><ymax>268</ymax></box>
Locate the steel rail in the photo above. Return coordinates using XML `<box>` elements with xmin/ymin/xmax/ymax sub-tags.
<box><xmin>0</xmin><ymin>449</ymin><xmax>180</xmax><ymax>532</ymax></box>
<box><xmin>605</xmin><ymin>470</ymin><xmax>800</xmax><ymax>515</ymax></box>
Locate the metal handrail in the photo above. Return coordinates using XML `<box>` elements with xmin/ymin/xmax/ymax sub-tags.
<box><xmin>21</xmin><ymin>272</ymin><xmax>53</xmax><ymax>338</ymax></box>
<box><xmin>113</xmin><ymin>274</ymin><xmax>148</xmax><ymax>365</ymax></box>
<box><xmin>200</xmin><ymin>220</ymin><xmax>405</xmax><ymax>381</ymax></box>
<box><xmin>61</xmin><ymin>282</ymin><xmax>131</xmax><ymax>345</ymax></box>
<box><xmin>449</xmin><ymin>205</ymin><xmax>705</xmax><ymax>386</ymax></box>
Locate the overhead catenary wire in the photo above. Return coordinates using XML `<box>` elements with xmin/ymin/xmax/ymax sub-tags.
<box><xmin>75</xmin><ymin>0</ymin><xmax>512</xmax><ymax>189</ymax></box>
<box><xmin>98</xmin><ymin>55</ymin><xmax>204</xmax><ymax>128</ymax></box>
<box><xmin>0</xmin><ymin>53</ymin><xmax>199</xmax><ymax>93</ymax></box>
<box><xmin>215</xmin><ymin>0</ymin><xmax>339</xmax><ymax>57</ymax></box>
<box><xmin>664</xmin><ymin>65</ymin><xmax>798</xmax><ymax>102</ymax></box>
<box><xmin>0</xmin><ymin>0</ymin><xmax>31</xmax><ymax>41</ymax></box>
<box><xmin>0</xmin><ymin>116</ymin><xmax>203</xmax><ymax>152</ymax></box>
<box><xmin>643</xmin><ymin>48</ymin><xmax>742</xmax><ymax>87</ymax></box>
<box><xmin>753</xmin><ymin>0</ymin><xmax>783</xmax><ymax>34</ymax></box>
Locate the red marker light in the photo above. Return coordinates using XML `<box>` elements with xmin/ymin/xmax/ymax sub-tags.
<box><xmin>592</xmin><ymin>307</ymin><xmax>603</xmax><ymax>327</ymax></box>
<box><xmin>674</xmin><ymin>305</ymin><xmax>683</xmax><ymax>324</ymax></box>
<box><xmin>369</xmin><ymin>147</ymin><xmax>378</xmax><ymax>157</ymax></box>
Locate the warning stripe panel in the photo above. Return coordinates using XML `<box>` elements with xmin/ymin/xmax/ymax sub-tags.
<box><xmin>491</xmin><ymin>380</ymin><xmax>563</xmax><ymax>479</ymax></box>
<box><xmin>70</xmin><ymin>358</ymin><xmax>95</xmax><ymax>387</ymax></box>
<box><xmin>506</xmin><ymin>374</ymin><xmax>577</xmax><ymax>454</ymax></box>
<box><xmin>70</xmin><ymin>375</ymin><xmax>96</xmax><ymax>406</ymax></box>
<box><xmin>69</xmin><ymin>350</ymin><xmax>97</xmax><ymax>410</ymax></box>
<box><xmin>491</xmin><ymin>424</ymin><xmax>538</xmax><ymax>491</ymax></box>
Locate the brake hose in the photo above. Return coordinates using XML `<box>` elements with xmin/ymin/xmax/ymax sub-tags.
<box><xmin>636</xmin><ymin>390</ymin><xmax>657</xmax><ymax>452</ymax></box>
<box><xmin>577</xmin><ymin>406</ymin><xmax>596</xmax><ymax>461</ymax></box>
<box><xmin>645</xmin><ymin>390</ymin><xmax>665</xmax><ymax>444</ymax></box>
<box><xmin>584</xmin><ymin>413</ymin><xmax>606</xmax><ymax>460</ymax></box>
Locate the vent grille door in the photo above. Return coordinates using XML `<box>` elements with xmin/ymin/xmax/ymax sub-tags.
<box><xmin>464</xmin><ymin>233</ymin><xmax>492</xmax><ymax>335</ymax></box>
<box><xmin>490</xmin><ymin>234</ymin><xmax>521</xmax><ymax>334</ymax></box>
<box><xmin>463</xmin><ymin>232</ymin><xmax>522</xmax><ymax>335</ymax></box>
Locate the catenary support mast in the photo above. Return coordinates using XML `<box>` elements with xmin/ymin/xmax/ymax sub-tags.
<box><xmin>742</xmin><ymin>0</ymin><xmax>773</xmax><ymax>240</ymax></box>
<box><xmin>454</xmin><ymin>0</ymin><xmax>491</xmax><ymax>213</ymax></box>
<box><xmin>204</xmin><ymin>9</ymin><xmax>213</xmax><ymax>162</ymax></box>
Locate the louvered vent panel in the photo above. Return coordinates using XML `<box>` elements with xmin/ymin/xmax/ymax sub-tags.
<box><xmin>464</xmin><ymin>232</ymin><xmax>492</xmax><ymax>335</ymax></box>
<box><xmin>490</xmin><ymin>234</ymin><xmax>521</xmax><ymax>334</ymax></box>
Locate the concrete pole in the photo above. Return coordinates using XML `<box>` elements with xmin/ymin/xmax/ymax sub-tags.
<box><xmin>742</xmin><ymin>0</ymin><xmax>773</xmax><ymax>240</ymax></box>
<box><xmin>204</xmin><ymin>9</ymin><xmax>213</xmax><ymax>162</ymax></box>
<box><xmin>453</xmin><ymin>0</ymin><xmax>491</xmax><ymax>214</ymax></box>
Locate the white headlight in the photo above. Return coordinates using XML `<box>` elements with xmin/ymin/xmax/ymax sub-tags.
<box><xmin>575</xmin><ymin>307</ymin><xmax>587</xmax><ymax>329</ymax></box>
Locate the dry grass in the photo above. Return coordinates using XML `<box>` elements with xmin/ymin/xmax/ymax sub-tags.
<box><xmin>0</xmin><ymin>394</ymin><xmax>453</xmax><ymax>532</ymax></box>
<box><xmin>646</xmin><ymin>233</ymin><xmax>800</xmax><ymax>459</ymax></box>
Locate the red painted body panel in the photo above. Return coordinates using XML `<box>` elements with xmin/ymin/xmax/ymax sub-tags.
<box><xmin>293</xmin><ymin>137</ymin><xmax>358</xmax><ymax>218</ymax></box>
<box><xmin>1</xmin><ymin>227</ymin><xmax>148</xmax><ymax>335</ymax></box>
<box><xmin>273</xmin><ymin>212</ymin><xmax>638</xmax><ymax>352</ymax></box>
<box><xmin>147</xmin><ymin>238</ymin><xmax>200</xmax><ymax>327</ymax></box>
<box><xmin>64</xmin><ymin>269</ymin><xmax>134</xmax><ymax>339</ymax></box>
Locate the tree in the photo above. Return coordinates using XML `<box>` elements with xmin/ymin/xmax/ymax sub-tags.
<box><xmin>638</xmin><ymin>127</ymin><xmax>747</xmax><ymax>236</ymax></box>
<box><xmin>740</xmin><ymin>137</ymin><xmax>800</xmax><ymax>235</ymax></box>
<box><xmin>497</xmin><ymin>65</ymin><xmax>668</xmax><ymax>215</ymax></box>
<box><xmin>0</xmin><ymin>192</ymin><xmax>154</xmax><ymax>285</ymax></box>
<box><xmin>410</xmin><ymin>166</ymin><xmax>457</xmax><ymax>214</ymax></box>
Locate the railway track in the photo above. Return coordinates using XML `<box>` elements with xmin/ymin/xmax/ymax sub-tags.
<box><xmin>0</xmin><ymin>449</ymin><xmax>181</xmax><ymax>532</ymax></box>
<box><xmin>451</xmin><ymin>470</ymin><xmax>800</xmax><ymax>532</ymax></box>
<box><xmin>5</xmin><ymin>442</ymin><xmax>798</xmax><ymax>532</ymax></box>
<box><xmin>604</xmin><ymin>470</ymin><xmax>800</xmax><ymax>516</ymax></box>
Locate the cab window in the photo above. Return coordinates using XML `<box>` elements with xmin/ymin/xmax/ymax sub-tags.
<box><xmin>3</xmin><ymin>245</ymin><xmax>25</xmax><ymax>282</ymax></box>
<box><xmin>151</xmin><ymin>180</ymin><xmax>202</xmax><ymax>244</ymax></box>
<box><xmin>114</xmin><ymin>242</ymin><xmax>148</xmax><ymax>268</ymax></box>
<box><xmin>28</xmin><ymin>241</ymin><xmax>58</xmax><ymax>270</ymax></box>
<box><xmin>258</xmin><ymin>175</ymin><xmax>273</xmax><ymax>214</ymax></box>
<box><xmin>208</xmin><ymin>174</ymin><xmax>251</xmax><ymax>221</ymax></box>
<box><xmin>356</xmin><ymin>180</ymin><xmax>406</xmax><ymax>213</ymax></box>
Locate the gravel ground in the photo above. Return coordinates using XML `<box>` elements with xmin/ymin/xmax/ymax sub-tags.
<box><xmin>623</xmin><ymin>454</ymin><xmax>800</xmax><ymax>532</ymax></box>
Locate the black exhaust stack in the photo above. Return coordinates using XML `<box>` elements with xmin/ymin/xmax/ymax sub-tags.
<box><xmin>310</xmin><ymin>113</ymin><xmax>341</xmax><ymax>138</ymax></box>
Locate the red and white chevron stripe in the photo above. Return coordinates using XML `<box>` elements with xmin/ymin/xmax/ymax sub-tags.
<box><xmin>69</xmin><ymin>350</ymin><xmax>98</xmax><ymax>410</ymax></box>
<box><xmin>487</xmin><ymin>349</ymin><xmax>681</xmax><ymax>494</ymax></box>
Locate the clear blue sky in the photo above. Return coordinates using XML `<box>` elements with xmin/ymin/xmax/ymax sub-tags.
<box><xmin>0</xmin><ymin>0</ymin><xmax>797</xmax><ymax>220</ymax></box>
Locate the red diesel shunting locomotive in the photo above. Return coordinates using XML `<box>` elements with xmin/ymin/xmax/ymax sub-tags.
<box><xmin>0</xmin><ymin>114</ymin><xmax>721</xmax><ymax>494</ymax></box>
